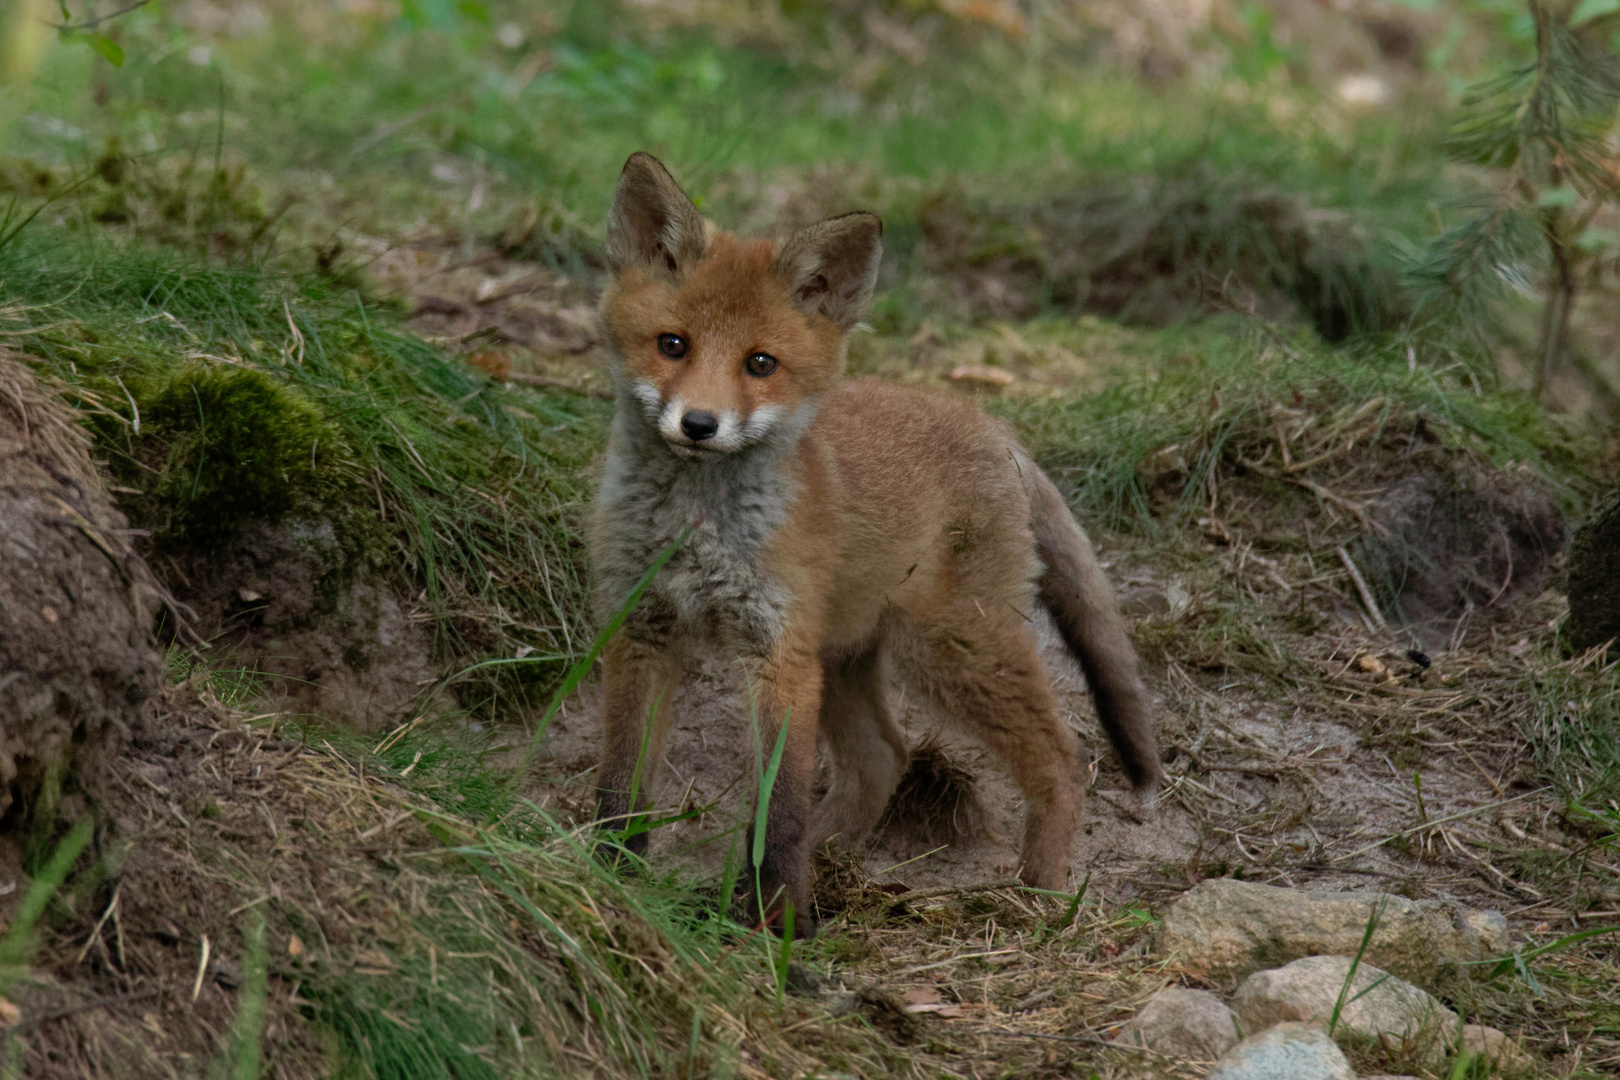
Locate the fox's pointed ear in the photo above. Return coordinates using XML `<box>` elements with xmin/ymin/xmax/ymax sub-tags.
<box><xmin>605</xmin><ymin>152</ymin><xmax>708</xmax><ymax>274</ymax></box>
<box><xmin>772</xmin><ymin>212</ymin><xmax>883</xmax><ymax>331</ymax></box>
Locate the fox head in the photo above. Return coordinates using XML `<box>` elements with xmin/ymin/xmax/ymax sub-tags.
<box><xmin>599</xmin><ymin>152</ymin><xmax>882</xmax><ymax>460</ymax></box>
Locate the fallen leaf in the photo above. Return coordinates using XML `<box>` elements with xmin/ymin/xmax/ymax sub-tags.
<box><xmin>287</xmin><ymin>934</ymin><xmax>305</xmax><ymax>958</ymax></box>
<box><xmin>468</xmin><ymin>349</ymin><xmax>512</xmax><ymax>381</ymax></box>
<box><xmin>948</xmin><ymin>364</ymin><xmax>1016</xmax><ymax>388</ymax></box>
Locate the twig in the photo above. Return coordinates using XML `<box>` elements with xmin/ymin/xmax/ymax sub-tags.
<box><xmin>892</xmin><ymin>879</ymin><xmax>1023</xmax><ymax>904</ymax></box>
<box><xmin>1338</xmin><ymin>788</ymin><xmax>1551</xmax><ymax>860</ymax></box>
<box><xmin>18</xmin><ymin>989</ymin><xmax>159</xmax><ymax>1033</ymax></box>
<box><xmin>1337</xmin><ymin>547</ymin><xmax>1389</xmax><ymax>634</ymax></box>
<box><xmin>72</xmin><ymin>885</ymin><xmax>121</xmax><ymax>966</ymax></box>
<box><xmin>49</xmin><ymin>0</ymin><xmax>149</xmax><ymax>32</ymax></box>
<box><xmin>190</xmin><ymin>935</ymin><xmax>211</xmax><ymax>1002</ymax></box>
<box><xmin>1459</xmin><ymin>745</ymin><xmax>1505</xmax><ymax>796</ymax></box>
<box><xmin>894</xmin><ymin>948</ymin><xmax>1017</xmax><ymax>976</ymax></box>
<box><xmin>1012</xmin><ymin>986</ymin><xmax>1061</xmax><ymax>1011</ymax></box>
<box><xmin>963</xmin><ymin>1024</ymin><xmax>1119</xmax><ymax>1049</ymax></box>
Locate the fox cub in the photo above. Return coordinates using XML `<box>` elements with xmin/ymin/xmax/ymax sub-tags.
<box><xmin>592</xmin><ymin>152</ymin><xmax>1161</xmax><ymax>926</ymax></box>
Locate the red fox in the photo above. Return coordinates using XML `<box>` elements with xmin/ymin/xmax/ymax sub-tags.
<box><xmin>592</xmin><ymin>152</ymin><xmax>1161</xmax><ymax>927</ymax></box>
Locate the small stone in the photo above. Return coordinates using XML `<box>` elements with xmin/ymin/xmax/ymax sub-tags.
<box><xmin>1462</xmin><ymin>1024</ymin><xmax>1530</xmax><ymax>1072</ymax></box>
<box><xmin>1157</xmin><ymin>879</ymin><xmax>1506</xmax><ymax>982</ymax></box>
<box><xmin>1234</xmin><ymin>956</ymin><xmax>1456</xmax><ymax>1061</ymax></box>
<box><xmin>824</xmin><ymin>992</ymin><xmax>859</xmax><ymax>1018</ymax></box>
<box><xmin>1456</xmin><ymin>908</ymin><xmax>1509</xmax><ymax>955</ymax></box>
<box><xmin>1208</xmin><ymin>1022</ymin><xmax>1354</xmax><ymax>1080</ymax></box>
<box><xmin>1117</xmin><ymin>986</ymin><xmax>1243</xmax><ymax>1061</ymax></box>
<box><xmin>785</xmin><ymin>961</ymin><xmax>824</xmax><ymax>997</ymax></box>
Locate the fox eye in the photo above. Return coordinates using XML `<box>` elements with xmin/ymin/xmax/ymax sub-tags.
<box><xmin>745</xmin><ymin>352</ymin><xmax>779</xmax><ymax>378</ymax></box>
<box><xmin>656</xmin><ymin>333</ymin><xmax>688</xmax><ymax>359</ymax></box>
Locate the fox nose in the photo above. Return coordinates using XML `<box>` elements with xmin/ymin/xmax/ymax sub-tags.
<box><xmin>680</xmin><ymin>410</ymin><xmax>719</xmax><ymax>441</ymax></box>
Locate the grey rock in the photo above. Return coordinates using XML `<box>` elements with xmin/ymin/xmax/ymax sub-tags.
<box><xmin>1234</xmin><ymin>955</ymin><xmax>1457</xmax><ymax>1062</ymax></box>
<box><xmin>1208</xmin><ymin>1022</ymin><xmax>1354</xmax><ymax>1080</ymax></box>
<box><xmin>1157</xmin><ymin>879</ymin><xmax>1507</xmax><ymax>982</ymax></box>
<box><xmin>1117</xmin><ymin>987</ymin><xmax>1242</xmax><ymax>1061</ymax></box>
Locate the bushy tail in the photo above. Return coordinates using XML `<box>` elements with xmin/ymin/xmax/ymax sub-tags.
<box><xmin>1026</xmin><ymin>463</ymin><xmax>1163</xmax><ymax>797</ymax></box>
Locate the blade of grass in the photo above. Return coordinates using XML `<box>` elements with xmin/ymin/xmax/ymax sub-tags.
<box><xmin>0</xmin><ymin>818</ymin><xmax>93</xmax><ymax>995</ymax></box>
<box><xmin>751</xmin><ymin>709</ymin><xmax>792</xmax><ymax>927</ymax></box>
<box><xmin>1486</xmin><ymin>924</ymin><xmax>1620</xmax><ymax>996</ymax></box>
<box><xmin>620</xmin><ymin>690</ymin><xmax>665</xmax><ymax>842</ymax></box>
<box><xmin>225</xmin><ymin>913</ymin><xmax>269</xmax><ymax>1080</ymax></box>
<box><xmin>506</xmin><ymin>524</ymin><xmax>694</xmax><ymax>787</ymax></box>
<box><xmin>716</xmin><ymin>837</ymin><xmax>741</xmax><ymax>943</ymax></box>
<box><xmin>774</xmin><ymin>903</ymin><xmax>795</xmax><ymax>1002</ymax></box>
<box><xmin>1329</xmin><ymin>894</ymin><xmax>1388</xmax><ymax>1037</ymax></box>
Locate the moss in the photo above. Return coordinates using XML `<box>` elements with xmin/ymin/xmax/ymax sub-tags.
<box><xmin>136</xmin><ymin>361</ymin><xmax>335</xmax><ymax>547</ymax></box>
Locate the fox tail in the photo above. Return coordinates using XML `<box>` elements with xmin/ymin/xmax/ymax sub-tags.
<box><xmin>1026</xmin><ymin>462</ymin><xmax>1163</xmax><ymax>798</ymax></box>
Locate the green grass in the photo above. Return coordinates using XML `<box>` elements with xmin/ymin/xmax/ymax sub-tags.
<box><xmin>5</xmin><ymin>1</ymin><xmax>1463</xmax><ymax>333</ymax></box>
<box><xmin>2</xmin><ymin>5</ymin><xmax>1617</xmax><ymax>1076</ymax></box>
<box><xmin>996</xmin><ymin>316</ymin><xmax>1595</xmax><ymax>531</ymax></box>
<box><xmin>0</xmin><ymin>229</ymin><xmax>605</xmax><ymax>698</ymax></box>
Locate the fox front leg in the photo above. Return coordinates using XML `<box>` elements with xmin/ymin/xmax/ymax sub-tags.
<box><xmin>595</xmin><ymin>638</ymin><xmax>681</xmax><ymax>859</ymax></box>
<box><xmin>740</xmin><ymin>645</ymin><xmax>823</xmax><ymax>935</ymax></box>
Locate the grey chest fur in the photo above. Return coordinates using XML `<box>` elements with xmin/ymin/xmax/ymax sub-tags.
<box><xmin>596</xmin><ymin>430</ymin><xmax>796</xmax><ymax>654</ymax></box>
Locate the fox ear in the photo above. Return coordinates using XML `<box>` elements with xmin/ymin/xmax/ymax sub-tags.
<box><xmin>605</xmin><ymin>152</ymin><xmax>708</xmax><ymax>274</ymax></box>
<box><xmin>772</xmin><ymin>212</ymin><xmax>883</xmax><ymax>331</ymax></box>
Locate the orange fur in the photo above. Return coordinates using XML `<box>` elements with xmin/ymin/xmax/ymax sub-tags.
<box><xmin>591</xmin><ymin>154</ymin><xmax>1160</xmax><ymax>930</ymax></box>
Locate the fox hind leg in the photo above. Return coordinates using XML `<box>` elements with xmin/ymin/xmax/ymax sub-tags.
<box><xmin>811</xmin><ymin>641</ymin><xmax>908</xmax><ymax>851</ymax></box>
<box><xmin>896</xmin><ymin>618</ymin><xmax>1085</xmax><ymax>890</ymax></box>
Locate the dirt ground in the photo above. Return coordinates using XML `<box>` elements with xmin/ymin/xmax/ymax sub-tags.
<box><xmin>368</xmin><ymin>241</ymin><xmax>1598</xmax><ymax>934</ymax></box>
<box><xmin>530</xmin><ymin>558</ymin><xmax>1582</xmax><ymax>930</ymax></box>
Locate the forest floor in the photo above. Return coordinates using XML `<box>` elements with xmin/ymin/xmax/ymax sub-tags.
<box><xmin>3</xmin><ymin>3</ymin><xmax>1620</xmax><ymax>1078</ymax></box>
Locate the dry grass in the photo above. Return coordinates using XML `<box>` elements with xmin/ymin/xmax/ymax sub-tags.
<box><xmin>1</xmin><ymin>680</ymin><xmax>1226</xmax><ymax>1080</ymax></box>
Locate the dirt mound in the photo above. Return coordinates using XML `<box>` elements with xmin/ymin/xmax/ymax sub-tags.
<box><xmin>1353</xmin><ymin>461</ymin><xmax>1565</xmax><ymax>647</ymax></box>
<box><xmin>1565</xmin><ymin>485</ymin><xmax>1620</xmax><ymax>651</ymax></box>
<box><xmin>0</xmin><ymin>352</ymin><xmax>162</xmax><ymax>837</ymax></box>
<box><xmin>165</xmin><ymin>516</ymin><xmax>437</xmax><ymax>732</ymax></box>
<box><xmin>1133</xmin><ymin>390</ymin><xmax>1567</xmax><ymax>644</ymax></box>
<box><xmin>916</xmin><ymin>181</ymin><xmax>1402</xmax><ymax>339</ymax></box>
<box><xmin>14</xmin><ymin>686</ymin><xmax>720</xmax><ymax>1078</ymax></box>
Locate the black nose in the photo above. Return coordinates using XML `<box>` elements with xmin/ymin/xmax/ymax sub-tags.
<box><xmin>680</xmin><ymin>410</ymin><xmax>719</xmax><ymax>441</ymax></box>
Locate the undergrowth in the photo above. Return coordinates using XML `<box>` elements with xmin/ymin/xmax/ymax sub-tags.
<box><xmin>0</xmin><ymin>229</ymin><xmax>606</xmax><ymax>703</ymax></box>
<box><xmin>1</xmin><ymin>3</ymin><xmax>1618</xmax><ymax>1077</ymax></box>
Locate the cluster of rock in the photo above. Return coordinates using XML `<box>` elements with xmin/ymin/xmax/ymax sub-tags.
<box><xmin>1116</xmin><ymin>880</ymin><xmax>1530</xmax><ymax>1079</ymax></box>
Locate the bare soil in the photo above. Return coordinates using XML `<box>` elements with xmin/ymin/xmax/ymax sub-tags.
<box><xmin>531</xmin><ymin>561</ymin><xmax>1581</xmax><ymax>925</ymax></box>
<box><xmin>0</xmin><ymin>352</ymin><xmax>162</xmax><ymax>833</ymax></box>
